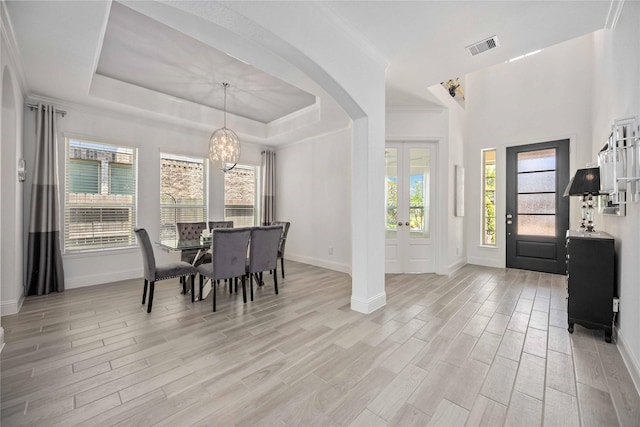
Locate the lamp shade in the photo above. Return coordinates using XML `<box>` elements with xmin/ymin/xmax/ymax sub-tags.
<box><xmin>563</xmin><ymin>167</ymin><xmax>601</xmax><ymax>197</ymax></box>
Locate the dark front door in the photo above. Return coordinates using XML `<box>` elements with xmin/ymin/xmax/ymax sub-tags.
<box><xmin>506</xmin><ymin>140</ymin><xmax>569</xmax><ymax>274</ymax></box>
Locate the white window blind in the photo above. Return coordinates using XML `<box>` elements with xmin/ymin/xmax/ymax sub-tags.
<box><xmin>65</xmin><ymin>139</ymin><xmax>137</xmax><ymax>252</ymax></box>
<box><xmin>224</xmin><ymin>164</ymin><xmax>258</xmax><ymax>227</ymax></box>
<box><xmin>160</xmin><ymin>153</ymin><xmax>207</xmax><ymax>240</ymax></box>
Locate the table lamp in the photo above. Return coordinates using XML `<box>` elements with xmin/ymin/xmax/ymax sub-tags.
<box><xmin>563</xmin><ymin>167</ymin><xmax>601</xmax><ymax>232</ymax></box>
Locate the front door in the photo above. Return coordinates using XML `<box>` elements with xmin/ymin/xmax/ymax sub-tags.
<box><xmin>506</xmin><ymin>140</ymin><xmax>569</xmax><ymax>274</ymax></box>
<box><xmin>385</xmin><ymin>142</ymin><xmax>436</xmax><ymax>273</ymax></box>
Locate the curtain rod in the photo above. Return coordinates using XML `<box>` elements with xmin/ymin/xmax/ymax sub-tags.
<box><xmin>27</xmin><ymin>103</ymin><xmax>66</xmax><ymax>117</ymax></box>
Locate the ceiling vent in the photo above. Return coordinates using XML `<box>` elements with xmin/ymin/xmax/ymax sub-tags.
<box><xmin>466</xmin><ymin>35</ymin><xmax>500</xmax><ymax>56</ymax></box>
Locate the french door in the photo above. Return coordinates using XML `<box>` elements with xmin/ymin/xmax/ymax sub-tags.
<box><xmin>506</xmin><ymin>140</ymin><xmax>569</xmax><ymax>274</ymax></box>
<box><xmin>385</xmin><ymin>142</ymin><xmax>436</xmax><ymax>273</ymax></box>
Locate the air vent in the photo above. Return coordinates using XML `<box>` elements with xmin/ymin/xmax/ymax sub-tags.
<box><xmin>466</xmin><ymin>35</ymin><xmax>500</xmax><ymax>56</ymax></box>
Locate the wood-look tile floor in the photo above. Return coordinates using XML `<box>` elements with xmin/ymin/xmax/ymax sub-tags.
<box><xmin>2</xmin><ymin>262</ymin><xmax>639</xmax><ymax>426</ymax></box>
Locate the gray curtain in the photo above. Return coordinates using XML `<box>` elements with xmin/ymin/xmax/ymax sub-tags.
<box><xmin>26</xmin><ymin>104</ymin><xmax>65</xmax><ymax>296</ymax></box>
<box><xmin>261</xmin><ymin>150</ymin><xmax>276</xmax><ymax>226</ymax></box>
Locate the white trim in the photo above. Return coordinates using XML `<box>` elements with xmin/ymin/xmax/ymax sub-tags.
<box><xmin>285</xmin><ymin>253</ymin><xmax>351</xmax><ymax>275</ymax></box>
<box><xmin>0</xmin><ymin>2</ymin><xmax>29</xmax><ymax>95</ymax></box>
<box><xmin>605</xmin><ymin>0</ymin><xmax>625</xmax><ymax>30</ymax></box>
<box><xmin>0</xmin><ymin>327</ymin><xmax>4</xmax><ymax>353</ymax></box>
<box><xmin>386</xmin><ymin>105</ymin><xmax>445</xmax><ymax>114</ymax></box>
<box><xmin>276</xmin><ymin>125</ymin><xmax>352</xmax><ymax>150</ymax></box>
<box><xmin>616</xmin><ymin>328</ymin><xmax>640</xmax><ymax>396</ymax></box>
<box><xmin>467</xmin><ymin>256</ymin><xmax>504</xmax><ymax>269</ymax></box>
<box><xmin>64</xmin><ymin>268</ymin><xmax>141</xmax><ymax>289</ymax></box>
<box><xmin>1</xmin><ymin>295</ymin><xmax>24</xmax><ymax>316</ymax></box>
<box><xmin>351</xmin><ymin>291</ymin><xmax>386</xmax><ymax>314</ymax></box>
<box><xmin>443</xmin><ymin>258</ymin><xmax>467</xmax><ymax>275</ymax></box>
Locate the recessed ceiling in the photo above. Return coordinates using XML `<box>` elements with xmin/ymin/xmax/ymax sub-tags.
<box><xmin>96</xmin><ymin>2</ymin><xmax>316</xmax><ymax>124</ymax></box>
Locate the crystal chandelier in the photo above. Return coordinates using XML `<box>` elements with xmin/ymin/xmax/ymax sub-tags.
<box><xmin>209</xmin><ymin>82</ymin><xmax>240</xmax><ymax>172</ymax></box>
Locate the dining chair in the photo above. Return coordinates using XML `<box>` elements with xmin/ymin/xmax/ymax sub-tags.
<box><xmin>176</xmin><ymin>222</ymin><xmax>210</xmax><ymax>265</ymax></box>
<box><xmin>270</xmin><ymin>221</ymin><xmax>290</xmax><ymax>278</ymax></box>
<box><xmin>209</xmin><ymin>220</ymin><xmax>234</xmax><ymax>230</ymax></box>
<box><xmin>134</xmin><ymin>228</ymin><xmax>197</xmax><ymax>313</ymax></box>
<box><xmin>196</xmin><ymin>227</ymin><xmax>251</xmax><ymax>312</ymax></box>
<box><xmin>246</xmin><ymin>225</ymin><xmax>283</xmax><ymax>301</ymax></box>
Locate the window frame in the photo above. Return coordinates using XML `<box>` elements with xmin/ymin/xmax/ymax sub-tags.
<box><xmin>64</xmin><ymin>137</ymin><xmax>138</xmax><ymax>254</ymax></box>
<box><xmin>481</xmin><ymin>148</ymin><xmax>497</xmax><ymax>247</ymax></box>
<box><xmin>223</xmin><ymin>163</ymin><xmax>261</xmax><ymax>227</ymax></box>
<box><xmin>160</xmin><ymin>152</ymin><xmax>209</xmax><ymax>240</ymax></box>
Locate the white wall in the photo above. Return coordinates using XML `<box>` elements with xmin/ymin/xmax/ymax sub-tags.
<box><xmin>465</xmin><ymin>33</ymin><xmax>594</xmax><ymax>268</ymax></box>
<box><xmin>591</xmin><ymin>2</ymin><xmax>640</xmax><ymax>388</ymax></box>
<box><xmin>21</xmin><ymin>103</ymin><xmax>264</xmax><ymax>289</ymax></box>
<box><xmin>427</xmin><ymin>87</ymin><xmax>468</xmax><ymax>274</ymax></box>
<box><xmin>276</xmin><ymin>128</ymin><xmax>352</xmax><ymax>274</ymax></box>
<box><xmin>0</xmin><ymin>36</ymin><xmax>25</xmax><ymax>318</ymax></box>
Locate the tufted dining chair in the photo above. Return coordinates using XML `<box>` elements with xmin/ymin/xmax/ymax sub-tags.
<box><xmin>134</xmin><ymin>228</ymin><xmax>197</xmax><ymax>313</ymax></box>
<box><xmin>209</xmin><ymin>220</ymin><xmax>234</xmax><ymax>230</ymax></box>
<box><xmin>270</xmin><ymin>221</ymin><xmax>290</xmax><ymax>278</ymax></box>
<box><xmin>246</xmin><ymin>225</ymin><xmax>283</xmax><ymax>301</ymax></box>
<box><xmin>196</xmin><ymin>227</ymin><xmax>251</xmax><ymax>312</ymax></box>
<box><xmin>176</xmin><ymin>222</ymin><xmax>210</xmax><ymax>266</ymax></box>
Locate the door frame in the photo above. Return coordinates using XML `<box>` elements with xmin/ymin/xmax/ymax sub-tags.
<box><xmin>505</xmin><ymin>139</ymin><xmax>570</xmax><ymax>274</ymax></box>
<box><xmin>385</xmin><ymin>140</ymin><xmax>440</xmax><ymax>274</ymax></box>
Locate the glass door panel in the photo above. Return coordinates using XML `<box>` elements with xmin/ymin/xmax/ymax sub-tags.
<box><xmin>516</xmin><ymin>149</ymin><xmax>557</xmax><ymax>236</ymax></box>
<box><xmin>409</xmin><ymin>148</ymin><xmax>430</xmax><ymax>239</ymax></box>
<box><xmin>385</xmin><ymin>148</ymin><xmax>398</xmax><ymax>239</ymax></box>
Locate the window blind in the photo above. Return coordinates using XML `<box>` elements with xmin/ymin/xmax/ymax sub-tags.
<box><xmin>160</xmin><ymin>154</ymin><xmax>207</xmax><ymax>240</ymax></box>
<box><xmin>65</xmin><ymin>139</ymin><xmax>137</xmax><ymax>252</ymax></box>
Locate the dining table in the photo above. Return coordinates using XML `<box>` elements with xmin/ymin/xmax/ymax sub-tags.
<box><xmin>158</xmin><ymin>236</ymin><xmax>213</xmax><ymax>301</ymax></box>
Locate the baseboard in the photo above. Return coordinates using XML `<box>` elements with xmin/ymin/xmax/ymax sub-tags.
<box><xmin>467</xmin><ymin>256</ymin><xmax>504</xmax><ymax>269</ymax></box>
<box><xmin>616</xmin><ymin>328</ymin><xmax>640</xmax><ymax>396</ymax></box>
<box><xmin>443</xmin><ymin>258</ymin><xmax>467</xmax><ymax>275</ymax></box>
<box><xmin>351</xmin><ymin>291</ymin><xmax>386</xmax><ymax>314</ymax></box>
<box><xmin>65</xmin><ymin>268</ymin><xmax>142</xmax><ymax>289</ymax></box>
<box><xmin>1</xmin><ymin>295</ymin><xmax>24</xmax><ymax>316</ymax></box>
<box><xmin>285</xmin><ymin>253</ymin><xmax>351</xmax><ymax>275</ymax></box>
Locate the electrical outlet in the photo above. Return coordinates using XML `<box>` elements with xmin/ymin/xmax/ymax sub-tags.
<box><xmin>328</xmin><ymin>247</ymin><xmax>333</xmax><ymax>255</ymax></box>
<box><xmin>613</xmin><ymin>297</ymin><xmax>620</xmax><ymax>313</ymax></box>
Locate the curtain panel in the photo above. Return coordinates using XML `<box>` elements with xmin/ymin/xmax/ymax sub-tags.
<box><xmin>26</xmin><ymin>104</ymin><xmax>65</xmax><ymax>296</ymax></box>
<box><xmin>261</xmin><ymin>150</ymin><xmax>276</xmax><ymax>225</ymax></box>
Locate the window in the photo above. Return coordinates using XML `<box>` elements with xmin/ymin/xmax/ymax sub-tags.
<box><xmin>224</xmin><ymin>164</ymin><xmax>258</xmax><ymax>227</ymax></box>
<box><xmin>160</xmin><ymin>153</ymin><xmax>207</xmax><ymax>240</ymax></box>
<box><xmin>482</xmin><ymin>149</ymin><xmax>496</xmax><ymax>246</ymax></box>
<box><xmin>65</xmin><ymin>139</ymin><xmax>137</xmax><ymax>252</ymax></box>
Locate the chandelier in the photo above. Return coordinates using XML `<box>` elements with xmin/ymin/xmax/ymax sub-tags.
<box><xmin>209</xmin><ymin>82</ymin><xmax>240</xmax><ymax>172</ymax></box>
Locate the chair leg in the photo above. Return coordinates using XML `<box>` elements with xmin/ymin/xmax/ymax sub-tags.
<box><xmin>281</xmin><ymin>257</ymin><xmax>285</xmax><ymax>279</ymax></box>
<box><xmin>142</xmin><ymin>279</ymin><xmax>148</xmax><ymax>304</ymax></box>
<box><xmin>247</xmin><ymin>275</ymin><xmax>252</xmax><ymax>302</ymax></box>
<box><xmin>235</xmin><ymin>277</ymin><xmax>238</xmax><ymax>293</ymax></box>
<box><xmin>242</xmin><ymin>276</ymin><xmax>247</xmax><ymax>303</ymax></box>
<box><xmin>199</xmin><ymin>275</ymin><xmax>204</xmax><ymax>301</ymax></box>
<box><xmin>213</xmin><ymin>280</ymin><xmax>217</xmax><ymax>312</ymax></box>
<box><xmin>182</xmin><ymin>276</ymin><xmax>187</xmax><ymax>295</ymax></box>
<box><xmin>147</xmin><ymin>281</ymin><xmax>155</xmax><ymax>313</ymax></box>
<box><xmin>191</xmin><ymin>275</ymin><xmax>195</xmax><ymax>303</ymax></box>
<box><xmin>274</xmin><ymin>268</ymin><xmax>279</xmax><ymax>295</ymax></box>
<box><xmin>259</xmin><ymin>272</ymin><xmax>264</xmax><ymax>286</ymax></box>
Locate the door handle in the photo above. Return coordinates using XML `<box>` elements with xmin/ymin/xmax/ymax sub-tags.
<box><xmin>507</xmin><ymin>220</ymin><xmax>513</xmax><ymax>225</ymax></box>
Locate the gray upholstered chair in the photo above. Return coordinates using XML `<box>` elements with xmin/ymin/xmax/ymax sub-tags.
<box><xmin>270</xmin><ymin>221</ymin><xmax>290</xmax><ymax>278</ymax></box>
<box><xmin>246</xmin><ymin>225</ymin><xmax>283</xmax><ymax>299</ymax></box>
<box><xmin>134</xmin><ymin>228</ymin><xmax>197</xmax><ymax>313</ymax></box>
<box><xmin>176</xmin><ymin>222</ymin><xmax>210</xmax><ymax>266</ymax></box>
<box><xmin>209</xmin><ymin>220</ymin><xmax>234</xmax><ymax>230</ymax></box>
<box><xmin>196</xmin><ymin>227</ymin><xmax>251</xmax><ymax>312</ymax></box>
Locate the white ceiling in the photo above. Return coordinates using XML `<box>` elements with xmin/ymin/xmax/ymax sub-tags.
<box><xmin>5</xmin><ymin>1</ymin><xmax>614</xmax><ymax>145</ymax></box>
<box><xmin>97</xmin><ymin>2</ymin><xmax>316</xmax><ymax>124</ymax></box>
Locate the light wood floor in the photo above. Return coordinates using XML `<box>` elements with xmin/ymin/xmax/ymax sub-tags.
<box><xmin>2</xmin><ymin>262</ymin><xmax>639</xmax><ymax>426</ymax></box>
